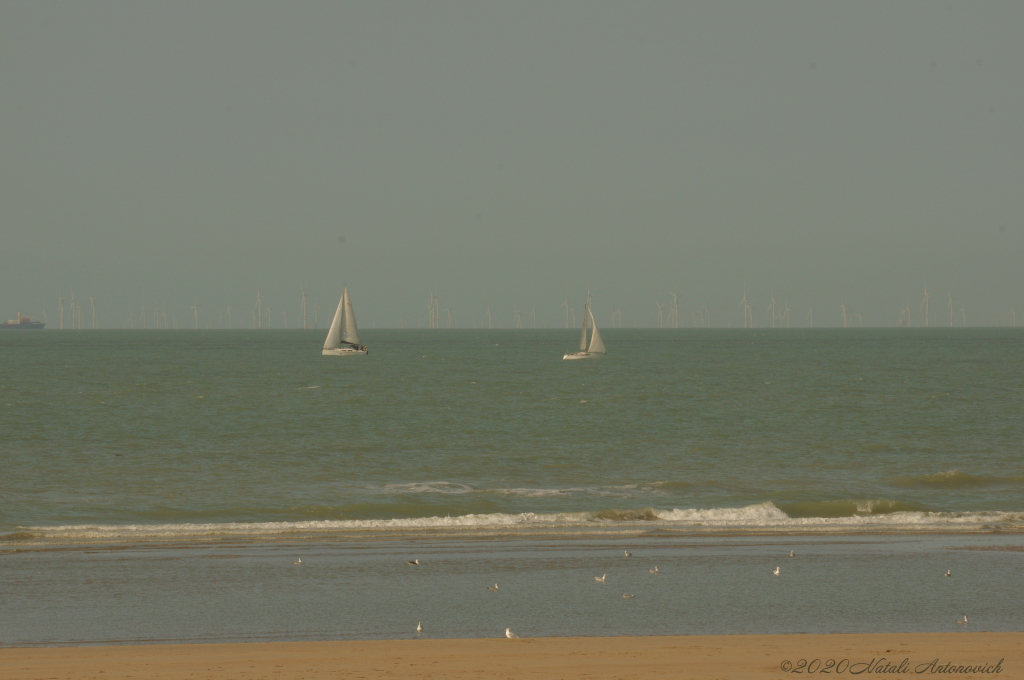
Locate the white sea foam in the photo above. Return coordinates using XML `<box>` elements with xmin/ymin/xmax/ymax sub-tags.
<box><xmin>12</xmin><ymin>502</ymin><xmax>1024</xmax><ymax>544</ymax></box>
<box><xmin>378</xmin><ymin>482</ymin><xmax>475</xmax><ymax>494</ymax></box>
<box><xmin>374</xmin><ymin>482</ymin><xmax>648</xmax><ymax>498</ymax></box>
<box><xmin>494</xmin><ymin>485</ymin><xmax>641</xmax><ymax>498</ymax></box>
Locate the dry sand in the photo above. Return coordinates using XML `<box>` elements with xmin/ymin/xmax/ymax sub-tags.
<box><xmin>3</xmin><ymin>633</ymin><xmax>1020</xmax><ymax>679</ymax></box>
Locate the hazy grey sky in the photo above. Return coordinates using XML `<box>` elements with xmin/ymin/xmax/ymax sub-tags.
<box><xmin>2</xmin><ymin>2</ymin><xmax>1022</xmax><ymax>328</ymax></box>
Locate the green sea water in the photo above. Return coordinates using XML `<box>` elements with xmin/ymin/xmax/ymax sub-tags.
<box><xmin>2</xmin><ymin>329</ymin><xmax>1023</xmax><ymax>538</ymax></box>
<box><xmin>2</xmin><ymin>329</ymin><xmax>1023</xmax><ymax>644</ymax></box>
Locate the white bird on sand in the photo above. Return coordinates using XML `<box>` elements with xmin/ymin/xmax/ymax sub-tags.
<box><xmin>595</xmin><ymin>574</ymin><xmax>607</xmax><ymax>583</ymax></box>
<box><xmin>956</xmin><ymin>615</ymin><xmax>968</xmax><ymax>625</ymax></box>
<box><xmin>407</xmin><ymin>559</ymin><xmax>420</xmax><ymax>566</ymax></box>
<box><xmin>648</xmin><ymin>566</ymin><xmax>659</xmax><ymax>574</ymax></box>
<box><xmin>624</xmin><ymin>550</ymin><xmax>632</xmax><ymax>557</ymax></box>
<box><xmin>505</xmin><ymin>628</ymin><xmax>518</xmax><ymax>639</ymax></box>
<box><xmin>622</xmin><ymin>593</ymin><xmax>635</xmax><ymax>599</ymax></box>
<box><xmin>773</xmin><ymin>566</ymin><xmax>780</xmax><ymax>576</ymax></box>
<box><xmin>293</xmin><ymin>558</ymin><xmax>302</xmax><ymax>565</ymax></box>
<box><xmin>944</xmin><ymin>570</ymin><xmax>951</xmax><ymax>577</ymax></box>
<box><xmin>789</xmin><ymin>551</ymin><xmax>795</xmax><ymax>557</ymax></box>
<box><xmin>416</xmin><ymin>622</ymin><xmax>423</xmax><ymax>633</ymax></box>
<box><xmin>487</xmin><ymin>583</ymin><xmax>499</xmax><ymax>592</ymax></box>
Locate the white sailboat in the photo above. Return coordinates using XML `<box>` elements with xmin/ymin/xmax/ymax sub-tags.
<box><xmin>563</xmin><ymin>300</ymin><xmax>605</xmax><ymax>360</ymax></box>
<box><xmin>322</xmin><ymin>286</ymin><xmax>368</xmax><ymax>356</ymax></box>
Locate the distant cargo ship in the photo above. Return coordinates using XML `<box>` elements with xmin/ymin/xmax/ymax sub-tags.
<box><xmin>1</xmin><ymin>312</ymin><xmax>46</xmax><ymax>329</ymax></box>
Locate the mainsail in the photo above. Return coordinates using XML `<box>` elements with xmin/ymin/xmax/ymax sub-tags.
<box><xmin>323</xmin><ymin>295</ymin><xmax>344</xmax><ymax>350</ymax></box>
<box><xmin>587</xmin><ymin>304</ymin><xmax>605</xmax><ymax>354</ymax></box>
<box><xmin>341</xmin><ymin>286</ymin><xmax>360</xmax><ymax>345</ymax></box>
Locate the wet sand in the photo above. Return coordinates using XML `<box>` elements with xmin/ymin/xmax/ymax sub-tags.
<box><xmin>2</xmin><ymin>632</ymin><xmax>1020</xmax><ymax>679</ymax></box>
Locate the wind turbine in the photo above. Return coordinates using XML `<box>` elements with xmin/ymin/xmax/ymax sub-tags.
<box><xmin>960</xmin><ymin>308</ymin><xmax>966</xmax><ymax>327</ymax></box>
<box><xmin>190</xmin><ymin>298</ymin><xmax>199</xmax><ymax>330</ymax></box>
<box><xmin>767</xmin><ymin>288</ymin><xmax>778</xmax><ymax>329</ymax></box>
<box><xmin>256</xmin><ymin>288</ymin><xmax>263</xmax><ymax>330</ymax></box>
<box><xmin>840</xmin><ymin>303</ymin><xmax>848</xmax><ymax>328</ymax></box>
<box><xmin>784</xmin><ymin>300</ymin><xmax>791</xmax><ymax>328</ymax></box>
<box><xmin>485</xmin><ymin>303</ymin><xmax>493</xmax><ymax>329</ymax></box>
<box><xmin>300</xmin><ymin>285</ymin><xmax>309</xmax><ymax>329</ymax></box>
<box><xmin>227</xmin><ymin>305</ymin><xmax>232</xmax><ymax>329</ymax></box>
<box><xmin>670</xmin><ymin>292</ymin><xmax>679</xmax><ymax>329</ymax></box>
<box><xmin>921</xmin><ymin>281</ymin><xmax>930</xmax><ymax>327</ymax></box>
<box><xmin>806</xmin><ymin>303</ymin><xmax>814</xmax><ymax>328</ymax></box>
<box><xmin>739</xmin><ymin>290</ymin><xmax>750</xmax><ymax>329</ymax></box>
<box><xmin>948</xmin><ymin>292</ymin><xmax>954</xmax><ymax>327</ymax></box>
<box><xmin>656</xmin><ymin>301</ymin><xmax>664</xmax><ymax>328</ymax></box>
<box><xmin>562</xmin><ymin>294</ymin><xmax>569</xmax><ymax>329</ymax></box>
<box><xmin>58</xmin><ymin>293</ymin><xmax>65</xmax><ymax>329</ymax></box>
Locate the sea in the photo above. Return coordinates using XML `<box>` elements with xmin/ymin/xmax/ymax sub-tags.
<box><xmin>1</xmin><ymin>328</ymin><xmax>1023</xmax><ymax>645</ymax></box>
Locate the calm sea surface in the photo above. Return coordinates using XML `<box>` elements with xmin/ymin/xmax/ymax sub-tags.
<box><xmin>2</xmin><ymin>329</ymin><xmax>1023</xmax><ymax>644</ymax></box>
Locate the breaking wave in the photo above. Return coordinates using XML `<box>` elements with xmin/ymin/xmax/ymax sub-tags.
<box><xmin>10</xmin><ymin>502</ymin><xmax>1024</xmax><ymax>544</ymax></box>
<box><xmin>375</xmin><ymin>482</ymin><xmax>650</xmax><ymax>498</ymax></box>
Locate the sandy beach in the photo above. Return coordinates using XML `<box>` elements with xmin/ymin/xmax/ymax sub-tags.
<box><xmin>3</xmin><ymin>633</ymin><xmax>1019</xmax><ymax>680</ymax></box>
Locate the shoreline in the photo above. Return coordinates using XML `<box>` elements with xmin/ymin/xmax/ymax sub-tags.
<box><xmin>3</xmin><ymin>633</ymin><xmax>1020</xmax><ymax>679</ymax></box>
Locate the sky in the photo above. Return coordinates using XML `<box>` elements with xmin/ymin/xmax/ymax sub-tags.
<box><xmin>1</xmin><ymin>2</ymin><xmax>1022</xmax><ymax>328</ymax></box>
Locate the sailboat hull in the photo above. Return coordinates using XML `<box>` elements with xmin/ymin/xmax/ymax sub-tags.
<box><xmin>322</xmin><ymin>346</ymin><xmax>368</xmax><ymax>356</ymax></box>
<box><xmin>562</xmin><ymin>352</ymin><xmax>603</xmax><ymax>360</ymax></box>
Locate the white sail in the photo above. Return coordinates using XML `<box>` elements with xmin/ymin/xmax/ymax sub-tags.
<box><xmin>323</xmin><ymin>295</ymin><xmax>344</xmax><ymax>350</ymax></box>
<box><xmin>341</xmin><ymin>286</ymin><xmax>359</xmax><ymax>345</ymax></box>
<box><xmin>578</xmin><ymin>303</ymin><xmax>588</xmax><ymax>351</ymax></box>
<box><xmin>587</xmin><ymin>305</ymin><xmax>605</xmax><ymax>354</ymax></box>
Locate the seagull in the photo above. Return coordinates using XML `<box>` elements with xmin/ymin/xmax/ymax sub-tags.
<box><xmin>773</xmin><ymin>566</ymin><xmax>780</xmax><ymax>576</ymax></box>
<box><xmin>594</xmin><ymin>574</ymin><xmax>607</xmax><ymax>583</ymax></box>
<box><xmin>505</xmin><ymin>627</ymin><xmax>518</xmax><ymax>639</ymax></box>
<box><xmin>622</xmin><ymin>593</ymin><xmax>635</xmax><ymax>599</ymax></box>
<box><xmin>944</xmin><ymin>570</ymin><xmax>951</xmax><ymax>577</ymax></box>
<box><xmin>487</xmin><ymin>583</ymin><xmax>499</xmax><ymax>592</ymax></box>
<box><xmin>624</xmin><ymin>550</ymin><xmax>632</xmax><ymax>557</ymax></box>
<box><xmin>293</xmin><ymin>558</ymin><xmax>302</xmax><ymax>565</ymax></box>
<box><xmin>789</xmin><ymin>551</ymin><xmax>795</xmax><ymax>557</ymax></box>
<box><xmin>416</xmin><ymin>622</ymin><xmax>423</xmax><ymax>633</ymax></box>
<box><xmin>648</xmin><ymin>566</ymin><xmax>659</xmax><ymax>574</ymax></box>
<box><xmin>956</xmin><ymin>615</ymin><xmax>968</xmax><ymax>625</ymax></box>
<box><xmin>407</xmin><ymin>559</ymin><xmax>420</xmax><ymax>566</ymax></box>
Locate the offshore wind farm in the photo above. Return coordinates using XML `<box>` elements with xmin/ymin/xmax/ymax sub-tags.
<box><xmin>12</xmin><ymin>280</ymin><xmax>1020</xmax><ymax>330</ymax></box>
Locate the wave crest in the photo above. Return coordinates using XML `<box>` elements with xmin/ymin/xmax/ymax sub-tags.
<box><xmin>11</xmin><ymin>502</ymin><xmax>1024</xmax><ymax>544</ymax></box>
<box><xmin>777</xmin><ymin>499</ymin><xmax>927</xmax><ymax>518</ymax></box>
